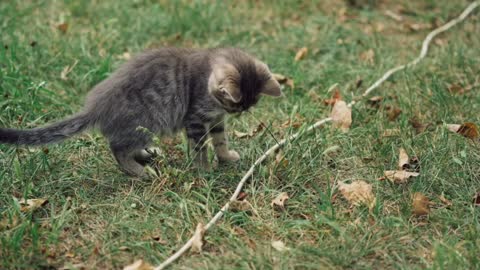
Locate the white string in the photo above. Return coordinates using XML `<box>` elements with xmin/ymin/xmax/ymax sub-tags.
<box><xmin>154</xmin><ymin>2</ymin><xmax>479</xmax><ymax>269</ymax></box>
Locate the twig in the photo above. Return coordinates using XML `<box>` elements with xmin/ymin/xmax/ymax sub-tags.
<box><xmin>154</xmin><ymin>2</ymin><xmax>480</xmax><ymax>269</ymax></box>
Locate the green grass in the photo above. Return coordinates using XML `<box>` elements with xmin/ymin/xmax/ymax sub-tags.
<box><xmin>1</xmin><ymin>0</ymin><xmax>480</xmax><ymax>269</ymax></box>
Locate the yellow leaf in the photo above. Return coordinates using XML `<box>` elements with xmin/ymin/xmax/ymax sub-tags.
<box><xmin>330</xmin><ymin>100</ymin><xmax>352</xmax><ymax>132</ymax></box>
<box><xmin>383</xmin><ymin>170</ymin><xmax>419</xmax><ymax>184</ymax></box>
<box><xmin>271</xmin><ymin>192</ymin><xmax>289</xmax><ymax>211</ymax></box>
<box><xmin>398</xmin><ymin>148</ymin><xmax>409</xmax><ymax>170</ymax></box>
<box><xmin>338</xmin><ymin>181</ymin><xmax>376</xmax><ymax>210</ymax></box>
<box><xmin>412</xmin><ymin>192</ymin><xmax>430</xmax><ymax>217</ymax></box>
<box><xmin>191</xmin><ymin>223</ymin><xmax>205</xmax><ymax>253</ymax></box>
<box><xmin>19</xmin><ymin>198</ymin><xmax>48</xmax><ymax>212</ymax></box>
<box><xmin>123</xmin><ymin>259</ymin><xmax>153</xmax><ymax>270</ymax></box>
<box><xmin>271</xmin><ymin>240</ymin><xmax>289</xmax><ymax>252</ymax></box>
<box><xmin>294</xmin><ymin>47</ymin><xmax>308</xmax><ymax>61</ymax></box>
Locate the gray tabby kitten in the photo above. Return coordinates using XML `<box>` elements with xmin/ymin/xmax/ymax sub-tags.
<box><xmin>0</xmin><ymin>48</ymin><xmax>281</xmax><ymax>176</ymax></box>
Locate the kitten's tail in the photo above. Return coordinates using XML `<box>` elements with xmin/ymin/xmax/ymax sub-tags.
<box><xmin>0</xmin><ymin>113</ymin><xmax>93</xmax><ymax>146</ymax></box>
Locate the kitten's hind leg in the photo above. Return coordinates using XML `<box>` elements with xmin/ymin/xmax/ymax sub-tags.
<box><xmin>111</xmin><ymin>146</ymin><xmax>146</xmax><ymax>177</ymax></box>
<box><xmin>134</xmin><ymin>147</ymin><xmax>162</xmax><ymax>166</ymax></box>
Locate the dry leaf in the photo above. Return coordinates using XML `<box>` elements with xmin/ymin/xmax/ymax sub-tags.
<box><xmin>412</xmin><ymin>192</ymin><xmax>430</xmax><ymax>217</ymax></box>
<box><xmin>230</xmin><ymin>199</ymin><xmax>256</xmax><ymax>213</ymax></box>
<box><xmin>398</xmin><ymin>148</ymin><xmax>409</xmax><ymax>170</ymax></box>
<box><xmin>409</xmin><ymin>117</ymin><xmax>428</xmax><ymax>134</ymax></box>
<box><xmin>271</xmin><ymin>240</ymin><xmax>289</xmax><ymax>252</ymax></box>
<box><xmin>448</xmin><ymin>83</ymin><xmax>465</xmax><ymax>94</ymax></box>
<box><xmin>275</xmin><ymin>150</ymin><xmax>289</xmax><ymax>167</ymax></box>
<box><xmin>323</xmin><ymin>88</ymin><xmax>342</xmax><ymax>106</ymax></box>
<box><xmin>338</xmin><ymin>181</ymin><xmax>376</xmax><ymax>210</ymax></box>
<box><xmin>457</xmin><ymin>123</ymin><xmax>479</xmax><ymax>139</ymax></box>
<box><xmin>19</xmin><ymin>198</ymin><xmax>48</xmax><ymax>212</ymax></box>
<box><xmin>384</xmin><ymin>10</ymin><xmax>403</xmax><ymax>21</ymax></box>
<box><xmin>294</xmin><ymin>47</ymin><xmax>308</xmax><ymax>61</ymax></box>
<box><xmin>446</xmin><ymin>124</ymin><xmax>461</xmax><ymax>133</ymax></box>
<box><xmin>438</xmin><ymin>194</ymin><xmax>452</xmax><ymax>207</ymax></box>
<box><xmin>271</xmin><ymin>192</ymin><xmax>289</xmax><ymax>211</ymax></box>
<box><xmin>473</xmin><ymin>192</ymin><xmax>480</xmax><ymax>207</ymax></box>
<box><xmin>382</xmin><ymin>129</ymin><xmax>400</xmax><ymax>137</ymax></box>
<box><xmin>237</xmin><ymin>192</ymin><xmax>248</xmax><ymax>201</ymax></box>
<box><xmin>57</xmin><ymin>23</ymin><xmax>68</xmax><ymax>33</ymax></box>
<box><xmin>383</xmin><ymin>170</ymin><xmax>419</xmax><ymax>184</ymax></box>
<box><xmin>123</xmin><ymin>259</ymin><xmax>153</xmax><ymax>270</ymax></box>
<box><xmin>359</xmin><ymin>49</ymin><xmax>375</xmax><ymax>65</ymax></box>
<box><xmin>191</xmin><ymin>223</ymin><xmax>205</xmax><ymax>253</ymax></box>
<box><xmin>233</xmin><ymin>130</ymin><xmax>252</xmax><ymax>139</ymax></box>
<box><xmin>386</xmin><ymin>106</ymin><xmax>402</xmax><ymax>121</ymax></box>
<box><xmin>330</xmin><ymin>100</ymin><xmax>352</xmax><ymax>132</ymax></box>
<box><xmin>272</xmin><ymin>73</ymin><xmax>294</xmax><ymax>89</ymax></box>
<box><xmin>367</xmin><ymin>96</ymin><xmax>383</xmax><ymax>108</ymax></box>
<box><xmin>447</xmin><ymin>123</ymin><xmax>479</xmax><ymax>139</ymax></box>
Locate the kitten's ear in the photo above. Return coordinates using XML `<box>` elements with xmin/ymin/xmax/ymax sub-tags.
<box><xmin>261</xmin><ymin>78</ymin><xmax>282</xmax><ymax>97</ymax></box>
<box><xmin>210</xmin><ymin>62</ymin><xmax>242</xmax><ymax>102</ymax></box>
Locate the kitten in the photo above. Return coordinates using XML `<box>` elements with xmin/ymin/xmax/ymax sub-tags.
<box><xmin>0</xmin><ymin>48</ymin><xmax>281</xmax><ymax>176</ymax></box>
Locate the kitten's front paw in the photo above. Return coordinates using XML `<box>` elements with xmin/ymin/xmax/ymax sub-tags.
<box><xmin>218</xmin><ymin>150</ymin><xmax>240</xmax><ymax>162</ymax></box>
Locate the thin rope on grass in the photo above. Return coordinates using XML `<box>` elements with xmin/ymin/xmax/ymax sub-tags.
<box><xmin>154</xmin><ymin>2</ymin><xmax>480</xmax><ymax>269</ymax></box>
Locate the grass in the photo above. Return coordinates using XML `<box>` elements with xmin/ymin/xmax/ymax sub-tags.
<box><xmin>1</xmin><ymin>0</ymin><xmax>479</xmax><ymax>269</ymax></box>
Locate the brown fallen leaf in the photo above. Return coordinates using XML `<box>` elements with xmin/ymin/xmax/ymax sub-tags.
<box><xmin>275</xmin><ymin>150</ymin><xmax>289</xmax><ymax>167</ymax></box>
<box><xmin>412</xmin><ymin>192</ymin><xmax>430</xmax><ymax>217</ymax></box>
<box><xmin>237</xmin><ymin>192</ymin><xmax>248</xmax><ymax>201</ymax></box>
<box><xmin>233</xmin><ymin>123</ymin><xmax>264</xmax><ymax>139</ymax></box>
<box><xmin>19</xmin><ymin>198</ymin><xmax>48</xmax><ymax>212</ymax></box>
<box><xmin>123</xmin><ymin>259</ymin><xmax>153</xmax><ymax>270</ymax></box>
<box><xmin>447</xmin><ymin>83</ymin><xmax>465</xmax><ymax>94</ymax></box>
<box><xmin>447</xmin><ymin>123</ymin><xmax>479</xmax><ymax>139</ymax></box>
<box><xmin>272</xmin><ymin>73</ymin><xmax>294</xmax><ymax>89</ymax></box>
<box><xmin>271</xmin><ymin>192</ymin><xmax>289</xmax><ymax>211</ymax></box>
<box><xmin>323</xmin><ymin>88</ymin><xmax>342</xmax><ymax>106</ymax></box>
<box><xmin>294</xmin><ymin>47</ymin><xmax>308</xmax><ymax>61</ymax></box>
<box><xmin>457</xmin><ymin>123</ymin><xmax>479</xmax><ymax>139</ymax></box>
<box><xmin>367</xmin><ymin>96</ymin><xmax>383</xmax><ymax>108</ymax></box>
<box><xmin>338</xmin><ymin>180</ymin><xmax>376</xmax><ymax>210</ymax></box>
<box><xmin>409</xmin><ymin>117</ymin><xmax>428</xmax><ymax>134</ymax></box>
<box><xmin>398</xmin><ymin>148</ymin><xmax>409</xmax><ymax>170</ymax></box>
<box><xmin>271</xmin><ymin>240</ymin><xmax>290</xmax><ymax>252</ymax></box>
<box><xmin>359</xmin><ymin>49</ymin><xmax>375</xmax><ymax>65</ymax></box>
<box><xmin>57</xmin><ymin>23</ymin><xmax>69</xmax><ymax>33</ymax></box>
<box><xmin>191</xmin><ymin>223</ymin><xmax>205</xmax><ymax>253</ymax></box>
<box><xmin>383</xmin><ymin>170</ymin><xmax>419</xmax><ymax>184</ymax></box>
<box><xmin>473</xmin><ymin>192</ymin><xmax>480</xmax><ymax>207</ymax></box>
<box><xmin>230</xmin><ymin>199</ymin><xmax>258</xmax><ymax>216</ymax></box>
<box><xmin>386</xmin><ymin>106</ymin><xmax>402</xmax><ymax>121</ymax></box>
<box><xmin>330</xmin><ymin>100</ymin><xmax>352</xmax><ymax>132</ymax></box>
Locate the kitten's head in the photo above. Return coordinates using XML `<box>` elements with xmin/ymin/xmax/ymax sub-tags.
<box><xmin>208</xmin><ymin>49</ymin><xmax>282</xmax><ymax>113</ymax></box>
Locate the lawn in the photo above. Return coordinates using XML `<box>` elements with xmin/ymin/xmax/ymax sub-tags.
<box><xmin>1</xmin><ymin>0</ymin><xmax>479</xmax><ymax>269</ymax></box>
